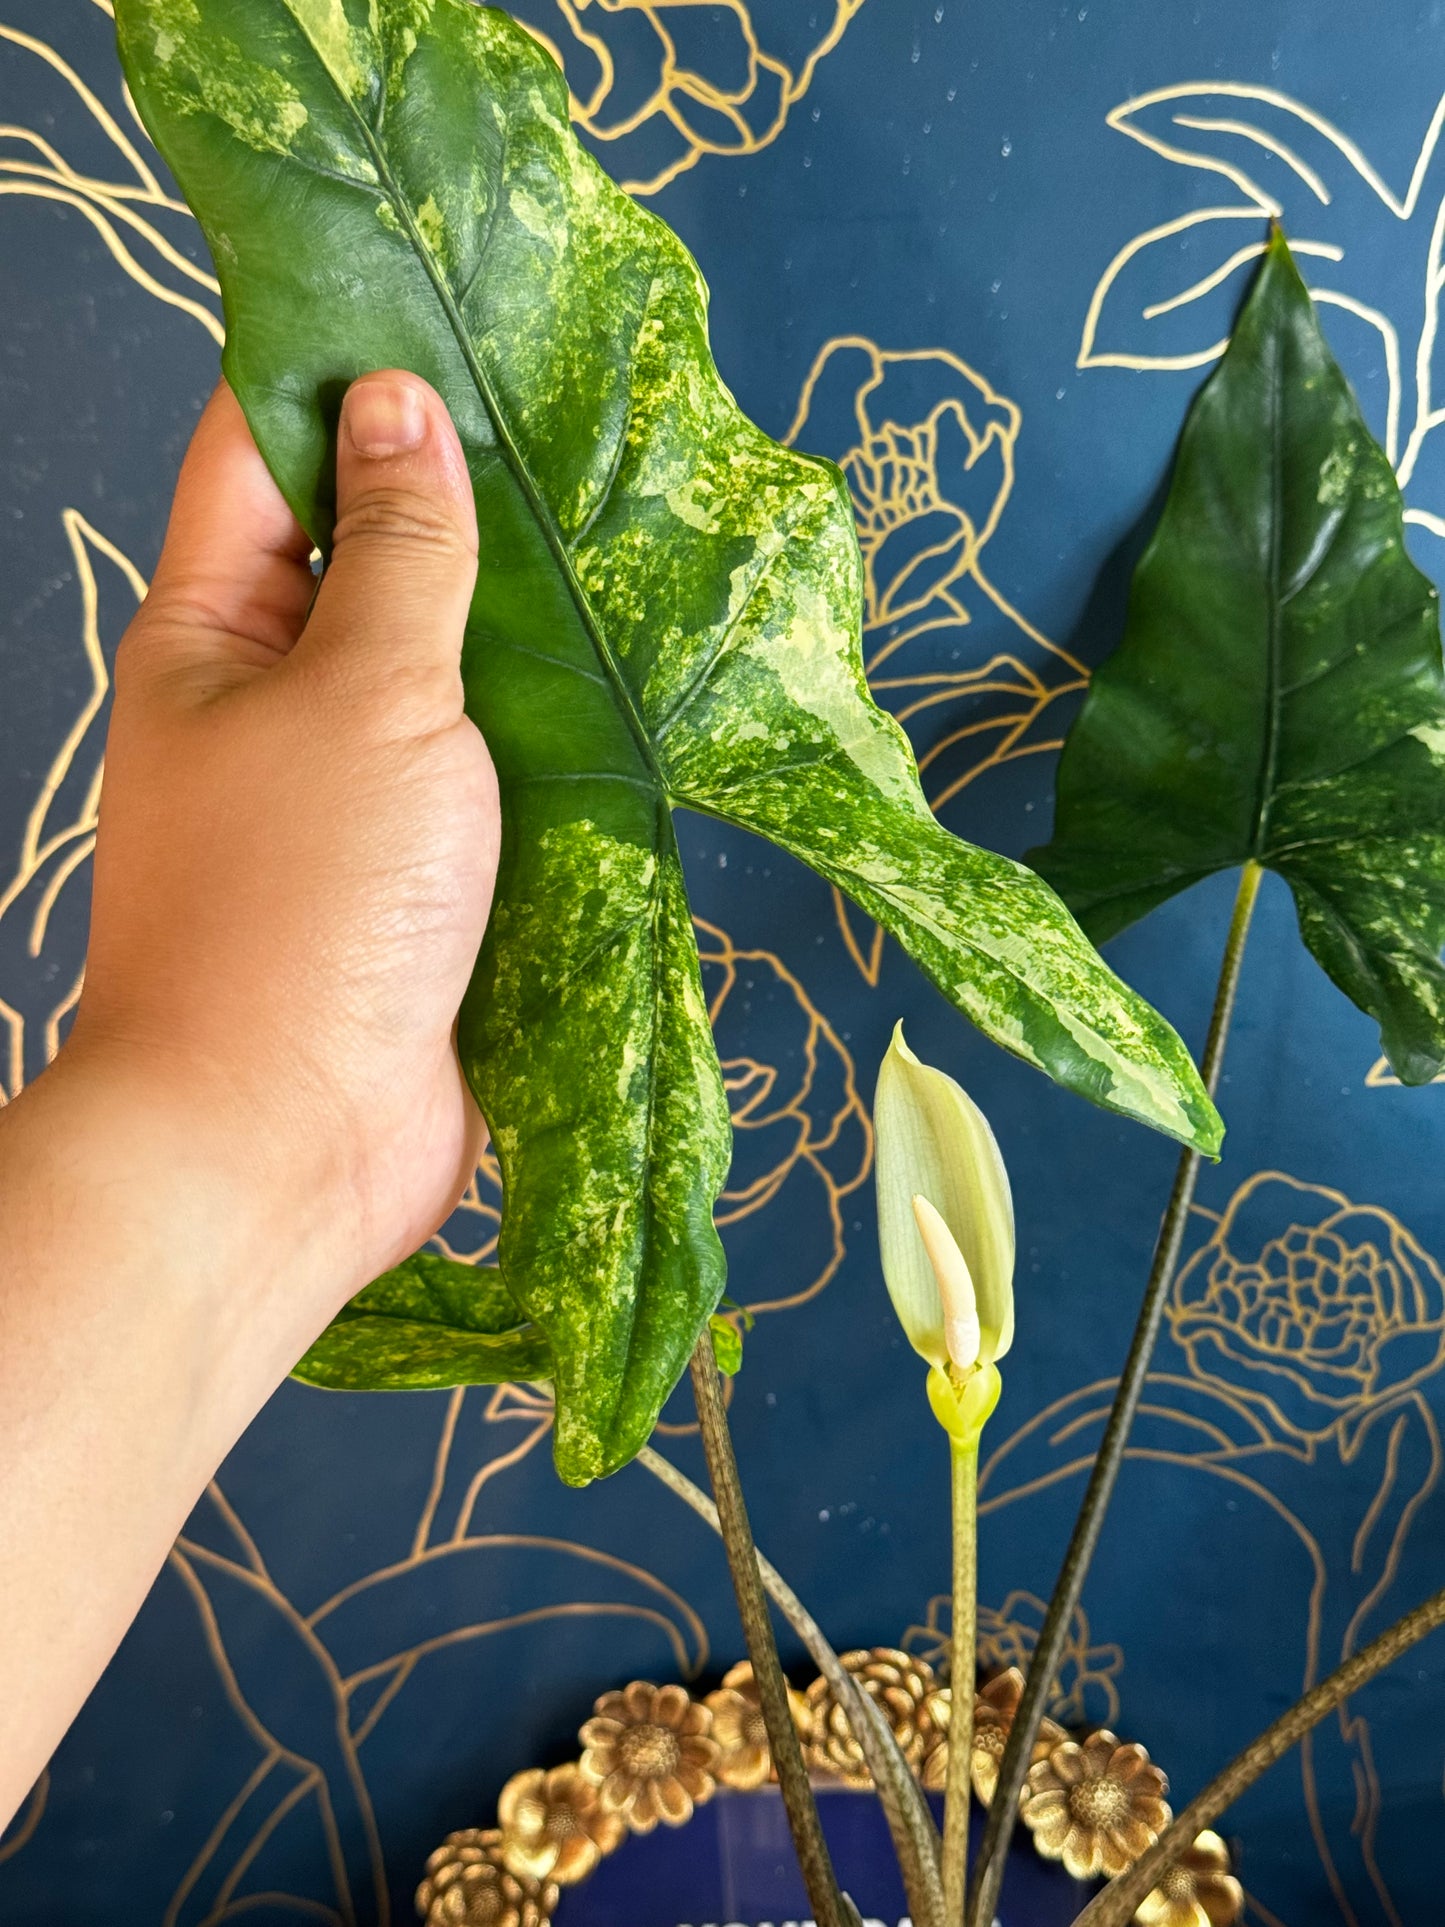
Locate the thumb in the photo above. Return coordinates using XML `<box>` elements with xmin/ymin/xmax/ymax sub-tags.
<box><xmin>299</xmin><ymin>371</ymin><xmax>479</xmax><ymax>719</ymax></box>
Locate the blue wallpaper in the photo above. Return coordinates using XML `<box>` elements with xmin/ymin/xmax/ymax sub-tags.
<box><xmin>3</xmin><ymin>2</ymin><xmax>1445</xmax><ymax>1922</ymax></box>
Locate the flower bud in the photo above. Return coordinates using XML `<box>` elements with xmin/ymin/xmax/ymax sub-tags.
<box><xmin>875</xmin><ymin>1023</ymin><xmax>1015</xmax><ymax>1372</ymax></box>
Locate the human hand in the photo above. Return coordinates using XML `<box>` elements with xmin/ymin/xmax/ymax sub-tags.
<box><xmin>0</xmin><ymin>372</ymin><xmax>498</xmax><ymax>1816</ymax></box>
<box><xmin>70</xmin><ymin>371</ymin><xmax>498</xmax><ymax>1335</ymax></box>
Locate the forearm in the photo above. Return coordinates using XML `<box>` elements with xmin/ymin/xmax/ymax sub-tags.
<box><xmin>0</xmin><ymin>371</ymin><xmax>491</xmax><ymax>1831</ymax></box>
<box><xmin>0</xmin><ymin>1049</ymin><xmax>326</xmax><ymax>1827</ymax></box>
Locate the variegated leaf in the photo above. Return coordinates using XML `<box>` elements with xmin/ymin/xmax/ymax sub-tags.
<box><xmin>117</xmin><ymin>0</ymin><xmax>1219</xmax><ymax>1482</ymax></box>
<box><xmin>1039</xmin><ymin>232</ymin><xmax>1445</xmax><ymax>1086</ymax></box>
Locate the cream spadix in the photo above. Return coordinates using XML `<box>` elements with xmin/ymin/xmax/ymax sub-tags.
<box><xmin>912</xmin><ymin>1194</ymin><xmax>982</xmax><ymax>1370</ymax></box>
<box><xmin>875</xmin><ymin>1023</ymin><xmax>1015</xmax><ymax>1371</ymax></box>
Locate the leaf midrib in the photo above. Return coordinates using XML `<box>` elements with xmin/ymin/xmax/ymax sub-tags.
<box><xmin>1250</xmin><ymin>318</ymin><xmax>1286</xmax><ymax>856</ymax></box>
<box><xmin>279</xmin><ymin>0</ymin><xmax>669</xmax><ymax>803</ymax></box>
<box><xmin>271</xmin><ymin>7</ymin><xmax>694</xmax><ymax>1389</ymax></box>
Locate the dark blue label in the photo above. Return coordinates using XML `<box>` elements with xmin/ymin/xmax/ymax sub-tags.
<box><xmin>556</xmin><ymin>1789</ymin><xmax>1092</xmax><ymax>1926</ymax></box>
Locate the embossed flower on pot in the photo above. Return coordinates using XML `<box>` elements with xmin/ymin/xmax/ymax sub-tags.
<box><xmin>805</xmin><ymin>1648</ymin><xmax>938</xmax><ymax>1785</ymax></box>
<box><xmin>416</xmin><ymin>1828</ymin><xmax>559</xmax><ymax>1927</ymax></box>
<box><xmin>920</xmin><ymin>1685</ymin><xmax>951</xmax><ymax>1790</ymax></box>
<box><xmin>496</xmin><ymin>1764</ymin><xmax>626</xmax><ymax>1887</ymax></box>
<box><xmin>1169</xmin><ymin>1175</ymin><xmax>1445</xmax><ymax>1445</ymax></box>
<box><xmin>579</xmin><ymin>1681</ymin><xmax>719</xmax><ymax>1832</ymax></box>
<box><xmin>917</xmin><ymin>1670</ymin><xmax>1065</xmax><ymax>1798</ymax></box>
<box><xmin>967</xmin><ymin>1667</ymin><xmax>1069</xmax><ymax>1807</ymax></box>
<box><xmin>1022</xmin><ymin>1731</ymin><xmax>1172</xmax><ymax>1880</ymax></box>
<box><xmin>1134</xmin><ymin>1830</ymin><xmax>1244</xmax><ymax>1927</ymax></box>
<box><xmin>705</xmin><ymin>1660</ymin><xmax>809</xmax><ymax>1790</ymax></box>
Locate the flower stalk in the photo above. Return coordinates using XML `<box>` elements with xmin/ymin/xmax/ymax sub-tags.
<box><xmin>875</xmin><ymin>1028</ymin><xmax>1016</xmax><ymax>1926</ymax></box>
<box><xmin>945</xmin><ymin>1437</ymin><xmax>979</xmax><ymax>1925</ymax></box>
<box><xmin>688</xmin><ymin>1338</ymin><xmax>852</xmax><ymax>1927</ymax></box>
<box><xmin>637</xmin><ymin>1441</ymin><xmax>946</xmax><ymax>1927</ymax></box>
<box><xmin>967</xmin><ymin>861</ymin><xmax>1262</xmax><ymax>1927</ymax></box>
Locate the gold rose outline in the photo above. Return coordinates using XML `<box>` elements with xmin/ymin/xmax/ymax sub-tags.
<box><xmin>514</xmin><ymin>0</ymin><xmax>868</xmax><ymax>197</ymax></box>
<box><xmin>978</xmin><ymin>1168</ymin><xmax>1445</xmax><ymax>1927</ymax></box>
<box><xmin>785</xmin><ymin>336</ymin><xmax>1087</xmax><ymax>983</ymax></box>
<box><xmin>1079</xmin><ymin>83</ymin><xmax>1445</xmax><ymax>536</ymax></box>
<box><xmin>1167</xmin><ymin>1172</ymin><xmax>1445</xmax><ymax>1452</ymax></box>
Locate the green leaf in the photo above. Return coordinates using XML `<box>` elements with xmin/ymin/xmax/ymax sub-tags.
<box><xmin>708</xmin><ymin>1314</ymin><xmax>744</xmax><ymax>1377</ymax></box>
<box><xmin>116</xmin><ymin>0</ymin><xmax>1220</xmax><ymax>1483</ymax></box>
<box><xmin>1031</xmin><ymin>229</ymin><xmax>1445</xmax><ymax>1087</ymax></box>
<box><xmin>295</xmin><ymin>1251</ymin><xmax>552</xmax><ymax>1390</ymax></box>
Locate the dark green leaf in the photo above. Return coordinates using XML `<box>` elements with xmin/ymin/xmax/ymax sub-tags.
<box><xmin>709</xmin><ymin>1314</ymin><xmax>744</xmax><ymax>1377</ymax></box>
<box><xmin>1033</xmin><ymin>230</ymin><xmax>1445</xmax><ymax>1086</ymax></box>
<box><xmin>116</xmin><ymin>0</ymin><xmax>1220</xmax><ymax>1482</ymax></box>
<box><xmin>295</xmin><ymin>1251</ymin><xmax>552</xmax><ymax>1390</ymax></box>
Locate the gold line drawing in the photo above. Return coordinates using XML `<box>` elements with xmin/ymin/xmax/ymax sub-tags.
<box><xmin>0</xmin><ymin>17</ymin><xmax>222</xmax><ymax>340</ymax></box>
<box><xmin>1078</xmin><ymin>83</ymin><xmax>1445</xmax><ymax>535</ymax></box>
<box><xmin>785</xmin><ymin>337</ymin><xmax>1087</xmax><ymax>982</ymax></box>
<box><xmin>903</xmin><ymin>1589</ymin><xmax>1124</xmax><ymax>1729</ymax></box>
<box><xmin>1363</xmin><ymin>1054</ymin><xmax>1445</xmax><ymax>1090</ymax></box>
<box><xmin>1168</xmin><ymin>1173</ymin><xmax>1445</xmax><ymax>1451</ymax></box>
<box><xmin>0</xmin><ymin>1777</ymin><xmax>48</xmax><ymax>1869</ymax></box>
<box><xmin>0</xmin><ymin>510</ymin><xmax>144</xmax><ymax>1104</ymax></box>
<box><xmin>979</xmin><ymin>1171</ymin><xmax>1445</xmax><ymax>1927</ymax></box>
<box><xmin>157</xmin><ymin>1424</ymin><xmax>710</xmax><ymax>1925</ymax></box>
<box><xmin>509</xmin><ymin>0</ymin><xmax>867</xmax><ymax>196</ymax></box>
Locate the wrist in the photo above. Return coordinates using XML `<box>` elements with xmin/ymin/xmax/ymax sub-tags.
<box><xmin>0</xmin><ymin>1040</ymin><xmax>351</xmax><ymax>1434</ymax></box>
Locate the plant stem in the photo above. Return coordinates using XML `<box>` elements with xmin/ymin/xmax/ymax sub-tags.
<box><xmin>638</xmin><ymin>1443</ymin><xmax>947</xmax><ymax>1927</ymax></box>
<box><xmin>967</xmin><ymin>861</ymin><xmax>1263</xmax><ymax>1927</ymax></box>
<box><xmin>944</xmin><ymin>1441</ymin><xmax>979</xmax><ymax>1925</ymax></box>
<box><xmin>689</xmin><ymin>1339</ymin><xmax>852</xmax><ymax>1927</ymax></box>
<box><xmin>1070</xmin><ymin>1580</ymin><xmax>1445</xmax><ymax>1927</ymax></box>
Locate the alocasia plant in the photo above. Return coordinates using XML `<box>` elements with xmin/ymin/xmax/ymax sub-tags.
<box><xmin>1034</xmin><ymin>227</ymin><xmax>1445</xmax><ymax>1086</ymax></box>
<box><xmin>115</xmin><ymin>0</ymin><xmax>1219</xmax><ymax>1483</ymax></box>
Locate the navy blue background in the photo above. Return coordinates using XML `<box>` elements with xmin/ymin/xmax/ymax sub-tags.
<box><xmin>2</xmin><ymin>3</ymin><xmax>1445</xmax><ymax>1922</ymax></box>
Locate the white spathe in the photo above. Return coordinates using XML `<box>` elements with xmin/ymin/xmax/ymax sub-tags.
<box><xmin>875</xmin><ymin>1022</ymin><xmax>1015</xmax><ymax>1372</ymax></box>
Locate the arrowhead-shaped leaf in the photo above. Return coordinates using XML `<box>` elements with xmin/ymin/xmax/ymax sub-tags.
<box><xmin>116</xmin><ymin>0</ymin><xmax>1219</xmax><ymax>1482</ymax></box>
<box><xmin>1035</xmin><ymin>230</ymin><xmax>1445</xmax><ymax>1087</ymax></box>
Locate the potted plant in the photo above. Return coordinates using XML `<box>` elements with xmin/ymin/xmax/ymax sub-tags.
<box><xmin>107</xmin><ymin>3</ymin><xmax>1445</xmax><ymax>1922</ymax></box>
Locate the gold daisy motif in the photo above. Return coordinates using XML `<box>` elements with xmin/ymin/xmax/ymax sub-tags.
<box><xmin>705</xmin><ymin>1660</ymin><xmax>809</xmax><ymax>1790</ymax></box>
<box><xmin>415</xmin><ymin>1828</ymin><xmax>559</xmax><ymax>1927</ymax></box>
<box><xmin>920</xmin><ymin>1686</ymin><xmax>950</xmax><ymax>1791</ymax></box>
<box><xmin>968</xmin><ymin>1667</ymin><xmax>1068</xmax><ymax>1807</ymax></box>
<box><xmin>579</xmin><ymin>1680</ymin><xmax>719</xmax><ymax>1832</ymax></box>
<box><xmin>805</xmin><ymin>1648</ymin><xmax>938</xmax><ymax>1785</ymax></box>
<box><xmin>496</xmin><ymin>1763</ymin><xmax>627</xmax><ymax>1886</ymax></box>
<box><xmin>1134</xmin><ymin>1830</ymin><xmax>1244</xmax><ymax>1927</ymax></box>
<box><xmin>1022</xmin><ymin>1729</ymin><xmax>1172</xmax><ymax>1880</ymax></box>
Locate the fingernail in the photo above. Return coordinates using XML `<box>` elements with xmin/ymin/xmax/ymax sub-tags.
<box><xmin>345</xmin><ymin>377</ymin><xmax>428</xmax><ymax>458</ymax></box>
